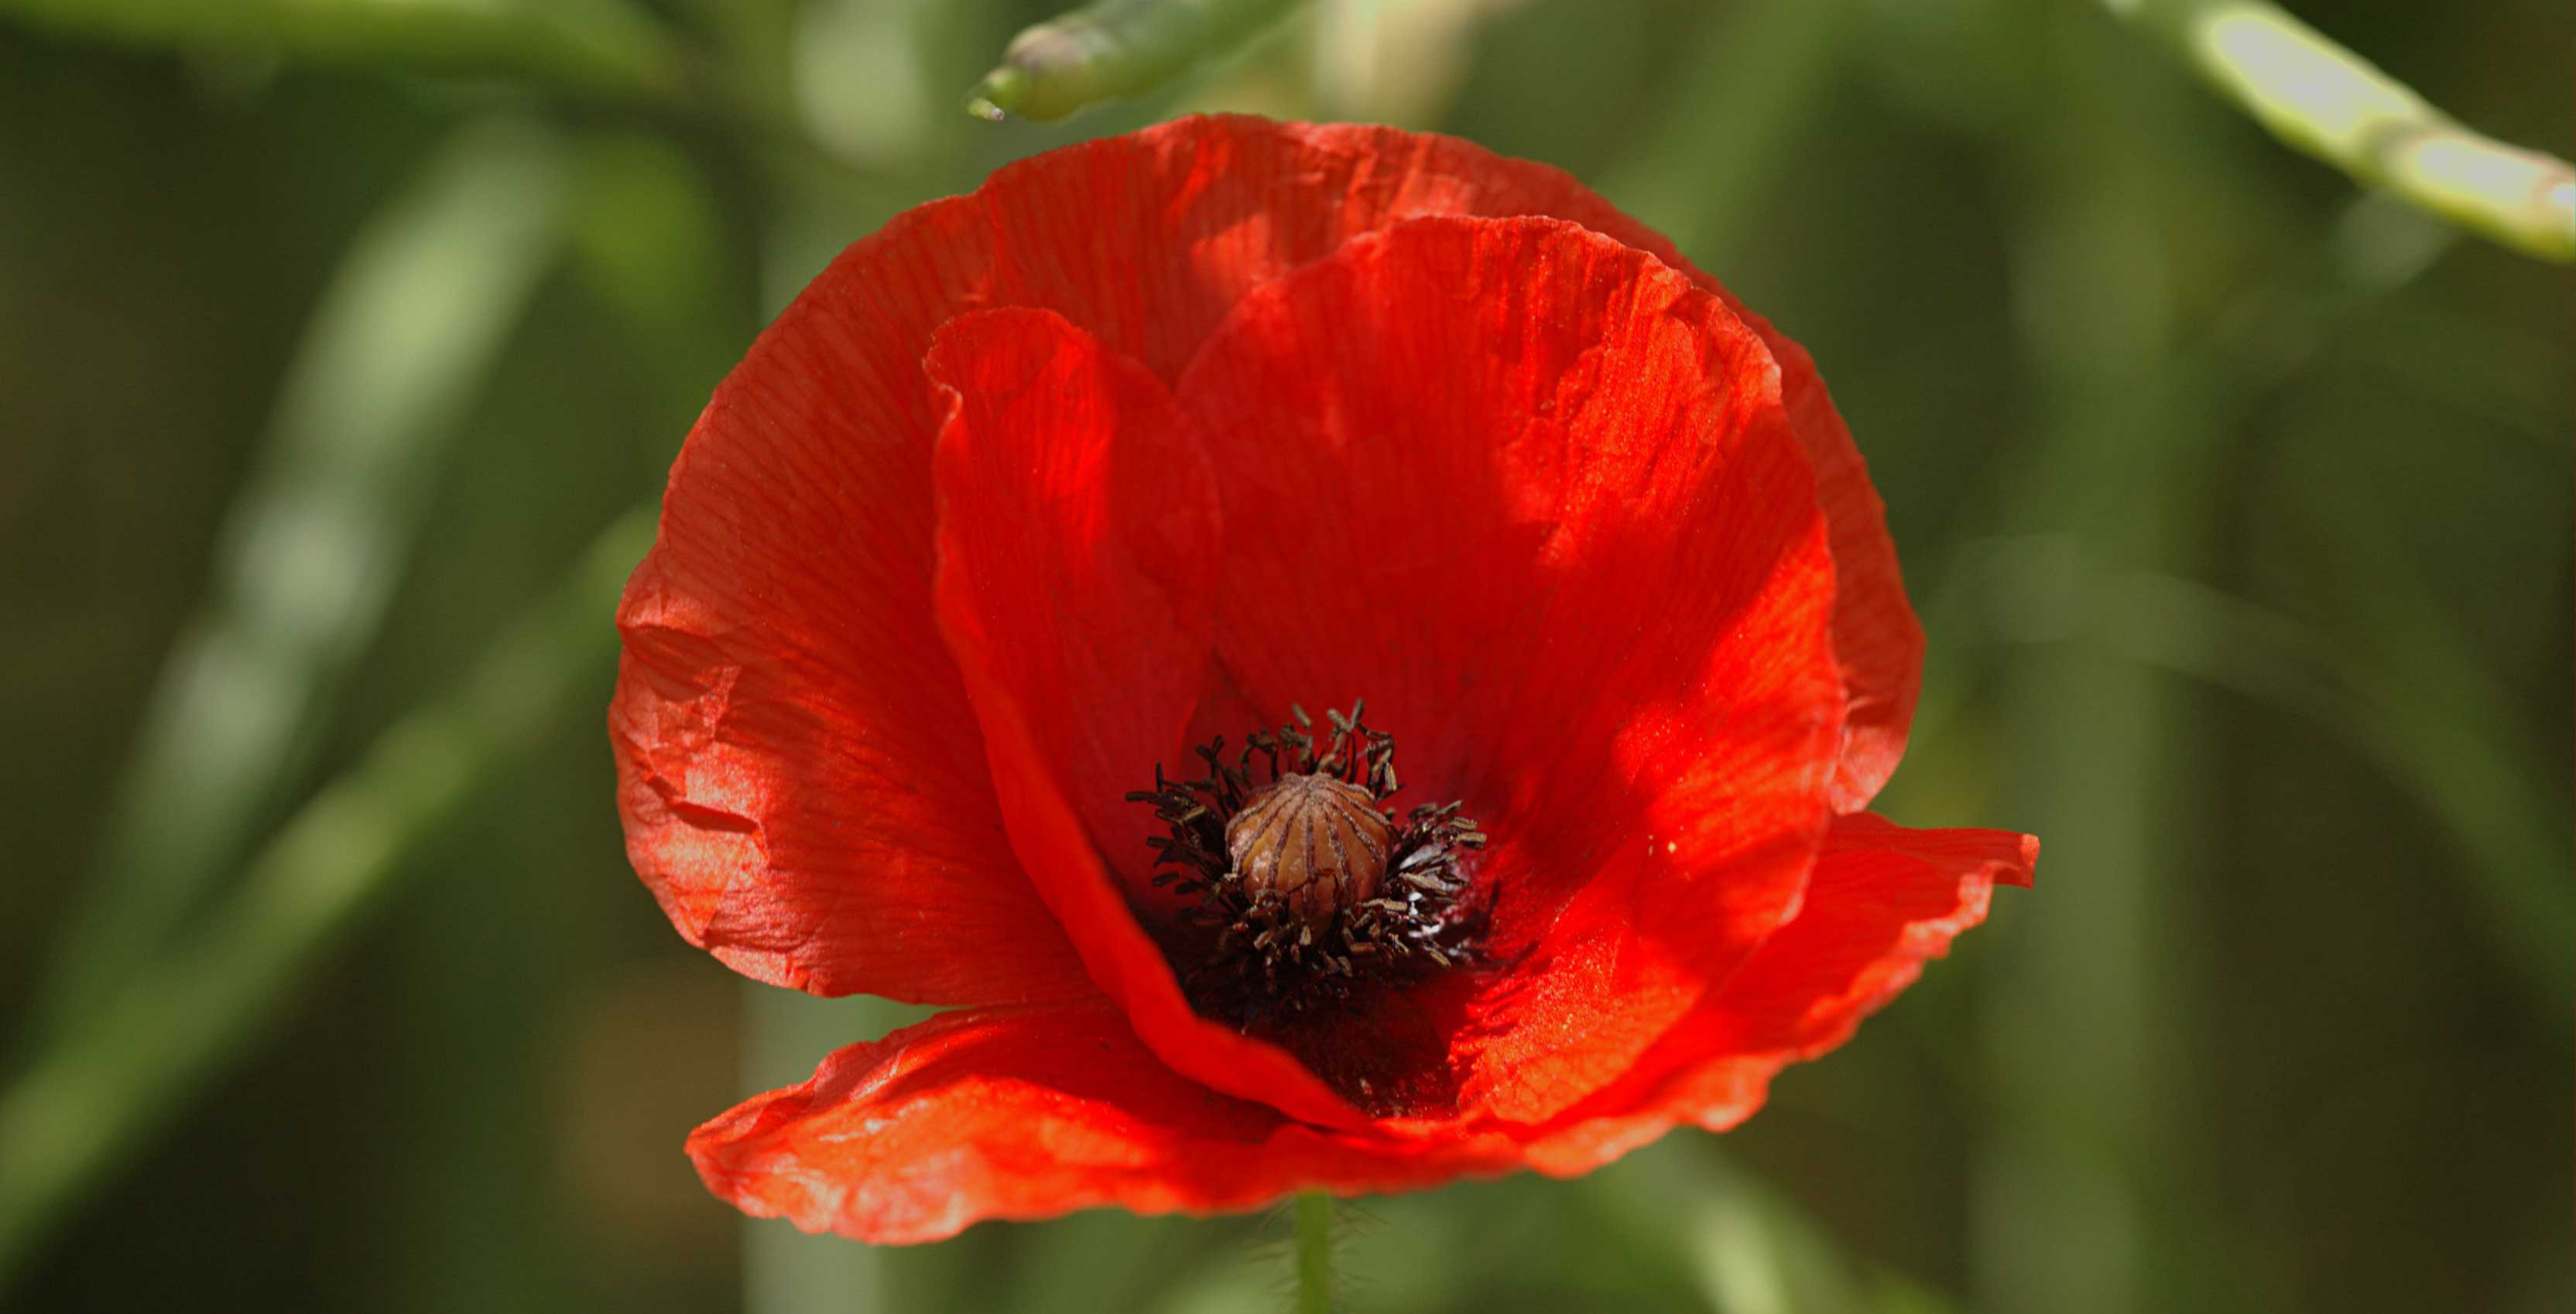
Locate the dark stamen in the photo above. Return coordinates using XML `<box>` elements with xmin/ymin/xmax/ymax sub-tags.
<box><xmin>1132</xmin><ymin>703</ymin><xmax>1486</xmax><ymax>1028</ymax></box>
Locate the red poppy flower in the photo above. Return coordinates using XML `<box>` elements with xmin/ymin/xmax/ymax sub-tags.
<box><xmin>612</xmin><ymin>115</ymin><xmax>2035</xmax><ymax>1244</ymax></box>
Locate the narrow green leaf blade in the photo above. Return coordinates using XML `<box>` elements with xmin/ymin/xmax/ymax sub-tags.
<box><xmin>36</xmin><ymin>119</ymin><xmax>573</xmax><ymax>1038</ymax></box>
<box><xmin>0</xmin><ymin>507</ymin><xmax>652</xmax><ymax>1294</ymax></box>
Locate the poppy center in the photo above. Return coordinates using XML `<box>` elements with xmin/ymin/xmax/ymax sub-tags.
<box><xmin>1226</xmin><ymin>771</ymin><xmax>1394</xmax><ymax>923</ymax></box>
<box><xmin>1129</xmin><ymin>702</ymin><xmax>1485</xmax><ymax>1028</ymax></box>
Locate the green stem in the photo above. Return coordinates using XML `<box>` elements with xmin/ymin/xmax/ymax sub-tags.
<box><xmin>1293</xmin><ymin>1191</ymin><xmax>1333</xmax><ymax>1314</ymax></box>
<box><xmin>0</xmin><ymin>508</ymin><xmax>653</xmax><ymax>1295</ymax></box>
<box><xmin>2107</xmin><ymin>0</ymin><xmax>2575</xmax><ymax>262</ymax></box>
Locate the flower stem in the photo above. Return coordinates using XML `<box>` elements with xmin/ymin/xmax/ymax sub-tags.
<box><xmin>1293</xmin><ymin>1191</ymin><xmax>1334</xmax><ymax>1314</ymax></box>
<box><xmin>2106</xmin><ymin>0</ymin><xmax>2574</xmax><ymax>262</ymax></box>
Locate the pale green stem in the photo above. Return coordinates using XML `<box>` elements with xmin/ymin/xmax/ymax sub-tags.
<box><xmin>1293</xmin><ymin>1192</ymin><xmax>1333</xmax><ymax>1314</ymax></box>
<box><xmin>34</xmin><ymin>120</ymin><xmax>572</xmax><ymax>1042</ymax></box>
<box><xmin>2106</xmin><ymin>0</ymin><xmax>2576</xmax><ymax>262</ymax></box>
<box><xmin>0</xmin><ymin>509</ymin><xmax>653</xmax><ymax>1295</ymax></box>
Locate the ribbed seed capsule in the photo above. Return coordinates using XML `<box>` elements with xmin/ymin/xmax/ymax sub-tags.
<box><xmin>1225</xmin><ymin>772</ymin><xmax>1394</xmax><ymax>927</ymax></box>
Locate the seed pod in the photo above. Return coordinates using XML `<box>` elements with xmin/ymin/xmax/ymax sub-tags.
<box><xmin>1225</xmin><ymin>772</ymin><xmax>1393</xmax><ymax>927</ymax></box>
<box><xmin>965</xmin><ymin>0</ymin><xmax>1303</xmax><ymax>123</ymax></box>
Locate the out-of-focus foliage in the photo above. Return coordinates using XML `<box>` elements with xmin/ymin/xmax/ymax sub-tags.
<box><xmin>0</xmin><ymin>0</ymin><xmax>2565</xmax><ymax>1312</ymax></box>
<box><xmin>35</xmin><ymin>118</ymin><xmax>574</xmax><ymax>1042</ymax></box>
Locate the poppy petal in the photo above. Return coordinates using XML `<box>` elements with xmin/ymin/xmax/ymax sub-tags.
<box><xmin>1523</xmin><ymin>811</ymin><xmax>2036</xmax><ymax>1174</ymax></box>
<box><xmin>1774</xmin><ymin>368</ymin><xmax>1919</xmax><ymax>813</ymax></box>
<box><xmin>924</xmin><ymin>307</ymin><xmax>1218</xmax><ymax>878</ymax></box>
<box><xmin>957</xmin><ymin>115</ymin><xmax>1920</xmax><ymax>808</ymax></box>
<box><xmin>687</xmin><ymin>1001</ymin><xmax>1522</xmax><ymax>1244</ymax></box>
<box><xmin>925</xmin><ymin>308</ymin><xmax>1366</xmax><ymax>1130</ymax></box>
<box><xmin>1218</xmin><ymin>121</ymin><xmax>1922</xmax><ymax>812</ymax></box>
<box><xmin>618</xmin><ymin>115</ymin><xmax>1910</xmax><ymax>1004</ymax></box>
<box><xmin>612</xmin><ymin>391</ymin><xmax>1090</xmax><ymax>1005</ymax></box>
<box><xmin>1176</xmin><ymin>216</ymin><xmax>1845</xmax><ymax>1124</ymax></box>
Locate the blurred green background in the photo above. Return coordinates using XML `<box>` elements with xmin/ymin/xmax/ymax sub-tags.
<box><xmin>1</xmin><ymin>0</ymin><xmax>2567</xmax><ymax>1311</ymax></box>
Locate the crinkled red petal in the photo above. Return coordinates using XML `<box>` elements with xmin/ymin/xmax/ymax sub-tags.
<box><xmin>687</xmin><ymin>811</ymin><xmax>2029</xmax><ymax>1243</ymax></box>
<box><xmin>615</xmin><ymin>115</ymin><xmax>1914</xmax><ymax>1006</ymax></box>
<box><xmin>925</xmin><ymin>308</ymin><xmax>1365</xmax><ymax>1130</ymax></box>
<box><xmin>687</xmin><ymin>1000</ymin><xmax>1525</xmax><ymax>1244</ymax></box>
<box><xmin>1175</xmin><ymin>217</ymin><xmax>1845</xmax><ymax>1124</ymax></box>
<box><xmin>954</xmin><ymin>117</ymin><xmax>1918</xmax><ymax>809</ymax></box>
<box><xmin>1523</xmin><ymin>811</ymin><xmax>2037</xmax><ymax>1174</ymax></box>
<box><xmin>1324</xmin><ymin>133</ymin><xmax>1924</xmax><ymax>811</ymax></box>
<box><xmin>924</xmin><ymin>308</ymin><xmax>1219</xmax><ymax>885</ymax></box>
<box><xmin>611</xmin><ymin>415</ymin><xmax>1088</xmax><ymax>1005</ymax></box>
